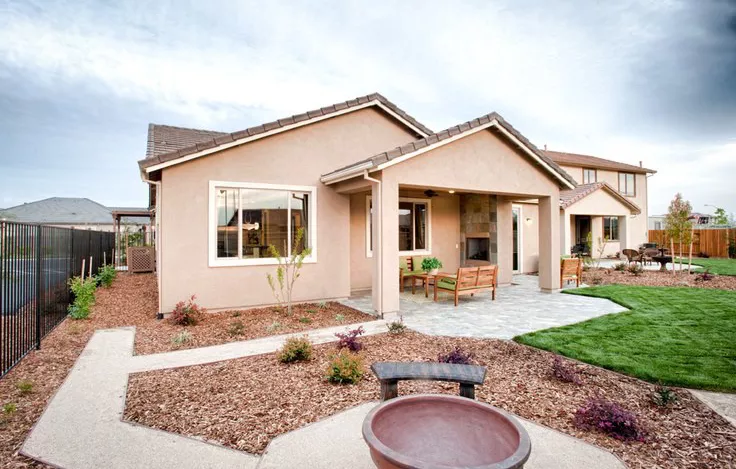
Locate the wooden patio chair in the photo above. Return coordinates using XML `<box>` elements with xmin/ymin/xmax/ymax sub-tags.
<box><xmin>560</xmin><ymin>257</ymin><xmax>583</xmax><ymax>288</ymax></box>
<box><xmin>622</xmin><ymin>249</ymin><xmax>642</xmax><ymax>265</ymax></box>
<box><xmin>399</xmin><ymin>256</ymin><xmax>425</xmax><ymax>292</ymax></box>
<box><xmin>434</xmin><ymin>265</ymin><xmax>498</xmax><ymax>306</ymax></box>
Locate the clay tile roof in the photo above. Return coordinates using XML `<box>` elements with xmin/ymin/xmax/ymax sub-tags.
<box><xmin>559</xmin><ymin>182</ymin><xmax>641</xmax><ymax>214</ymax></box>
<box><xmin>544</xmin><ymin>150</ymin><xmax>655</xmax><ymax>174</ymax></box>
<box><xmin>322</xmin><ymin>111</ymin><xmax>578</xmax><ymax>189</ymax></box>
<box><xmin>139</xmin><ymin>93</ymin><xmax>433</xmax><ymax>171</ymax></box>
<box><xmin>145</xmin><ymin>124</ymin><xmax>227</xmax><ymax>159</ymax></box>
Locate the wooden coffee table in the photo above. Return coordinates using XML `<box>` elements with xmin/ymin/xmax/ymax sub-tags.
<box><xmin>413</xmin><ymin>272</ymin><xmax>452</xmax><ymax>298</ymax></box>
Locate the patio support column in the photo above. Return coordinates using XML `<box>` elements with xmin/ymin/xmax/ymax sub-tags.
<box><xmin>496</xmin><ymin>197</ymin><xmax>513</xmax><ymax>284</ymax></box>
<box><xmin>561</xmin><ymin>211</ymin><xmax>572</xmax><ymax>257</ymax></box>
<box><xmin>538</xmin><ymin>196</ymin><xmax>560</xmax><ymax>291</ymax></box>
<box><xmin>591</xmin><ymin>216</ymin><xmax>604</xmax><ymax>257</ymax></box>
<box><xmin>618</xmin><ymin>215</ymin><xmax>629</xmax><ymax>251</ymax></box>
<box><xmin>371</xmin><ymin>173</ymin><xmax>400</xmax><ymax>315</ymax></box>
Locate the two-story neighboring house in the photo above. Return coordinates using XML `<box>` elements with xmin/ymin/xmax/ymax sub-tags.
<box><xmin>545</xmin><ymin>150</ymin><xmax>655</xmax><ymax>258</ymax></box>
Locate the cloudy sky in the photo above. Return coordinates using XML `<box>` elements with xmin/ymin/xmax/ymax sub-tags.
<box><xmin>0</xmin><ymin>0</ymin><xmax>734</xmax><ymax>216</ymax></box>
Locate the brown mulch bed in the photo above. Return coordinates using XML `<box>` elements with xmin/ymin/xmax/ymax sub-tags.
<box><xmin>584</xmin><ymin>268</ymin><xmax>736</xmax><ymax>291</ymax></box>
<box><xmin>124</xmin><ymin>332</ymin><xmax>736</xmax><ymax>469</ymax></box>
<box><xmin>134</xmin><ymin>302</ymin><xmax>371</xmax><ymax>355</ymax></box>
<box><xmin>0</xmin><ymin>273</ymin><xmax>371</xmax><ymax>468</ymax></box>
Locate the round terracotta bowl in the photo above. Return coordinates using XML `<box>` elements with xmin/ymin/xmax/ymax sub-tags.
<box><xmin>362</xmin><ymin>394</ymin><xmax>531</xmax><ymax>469</ymax></box>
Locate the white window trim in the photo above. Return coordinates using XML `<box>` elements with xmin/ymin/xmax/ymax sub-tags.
<box><xmin>365</xmin><ymin>195</ymin><xmax>432</xmax><ymax>257</ymax></box>
<box><xmin>603</xmin><ymin>216</ymin><xmax>620</xmax><ymax>242</ymax></box>
<box><xmin>208</xmin><ymin>181</ymin><xmax>317</xmax><ymax>267</ymax></box>
<box><xmin>512</xmin><ymin>204</ymin><xmax>523</xmax><ymax>273</ymax></box>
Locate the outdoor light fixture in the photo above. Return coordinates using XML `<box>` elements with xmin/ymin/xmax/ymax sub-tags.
<box><xmin>525</xmin><ymin>217</ymin><xmax>533</xmax><ymax>225</ymax></box>
<box><xmin>449</xmin><ymin>190</ymin><xmax>455</xmax><ymax>194</ymax></box>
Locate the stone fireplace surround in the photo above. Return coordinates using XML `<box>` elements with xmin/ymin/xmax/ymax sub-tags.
<box><xmin>459</xmin><ymin>194</ymin><xmax>498</xmax><ymax>266</ymax></box>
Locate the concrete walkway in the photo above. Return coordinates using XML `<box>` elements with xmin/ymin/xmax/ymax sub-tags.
<box><xmin>259</xmin><ymin>402</ymin><xmax>626</xmax><ymax>469</ymax></box>
<box><xmin>690</xmin><ymin>390</ymin><xmax>736</xmax><ymax>427</ymax></box>
<box><xmin>342</xmin><ymin>275</ymin><xmax>628</xmax><ymax>339</ymax></box>
<box><xmin>23</xmin><ymin>319</ymin><xmax>626</xmax><ymax>469</ymax></box>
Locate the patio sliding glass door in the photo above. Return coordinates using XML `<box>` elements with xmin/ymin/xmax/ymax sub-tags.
<box><xmin>512</xmin><ymin>206</ymin><xmax>521</xmax><ymax>273</ymax></box>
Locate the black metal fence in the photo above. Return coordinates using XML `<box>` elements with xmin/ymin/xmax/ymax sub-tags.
<box><xmin>0</xmin><ymin>221</ymin><xmax>114</xmax><ymax>377</ymax></box>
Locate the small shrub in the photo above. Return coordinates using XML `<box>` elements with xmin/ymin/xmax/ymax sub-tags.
<box><xmin>318</xmin><ymin>301</ymin><xmax>328</xmax><ymax>309</ymax></box>
<box><xmin>299</xmin><ymin>316</ymin><xmax>312</xmax><ymax>324</ymax></box>
<box><xmin>266</xmin><ymin>321</ymin><xmax>282</xmax><ymax>333</ymax></box>
<box><xmin>590</xmin><ymin>275</ymin><xmax>603</xmax><ymax>285</ymax></box>
<box><xmin>651</xmin><ymin>385</ymin><xmax>678</xmax><ymax>408</ymax></box>
<box><xmin>170</xmin><ymin>295</ymin><xmax>205</xmax><ymax>326</ymax></box>
<box><xmin>16</xmin><ymin>380</ymin><xmax>33</xmax><ymax>395</ymax></box>
<box><xmin>334</xmin><ymin>314</ymin><xmax>345</xmax><ymax>323</ymax></box>
<box><xmin>277</xmin><ymin>336</ymin><xmax>313</xmax><ymax>363</ymax></box>
<box><xmin>68</xmin><ymin>276</ymin><xmax>97</xmax><ymax>319</ymax></box>
<box><xmin>438</xmin><ymin>346</ymin><xmax>474</xmax><ymax>365</ymax></box>
<box><xmin>387</xmin><ymin>317</ymin><xmax>407</xmax><ymax>335</ymax></box>
<box><xmin>231</xmin><ymin>311</ymin><xmax>241</xmax><ymax>318</ymax></box>
<box><xmin>335</xmin><ymin>326</ymin><xmax>364</xmax><ymax>352</ymax></box>
<box><xmin>627</xmin><ymin>263</ymin><xmax>644</xmax><ymax>276</ymax></box>
<box><xmin>306</xmin><ymin>308</ymin><xmax>318</xmax><ymax>314</ymax></box>
<box><xmin>2</xmin><ymin>403</ymin><xmax>17</xmax><ymax>415</ymax></box>
<box><xmin>326</xmin><ymin>350</ymin><xmax>364</xmax><ymax>384</ymax></box>
<box><xmin>227</xmin><ymin>321</ymin><xmax>245</xmax><ymax>337</ymax></box>
<box><xmin>613</xmin><ymin>262</ymin><xmax>627</xmax><ymax>272</ymax></box>
<box><xmin>574</xmin><ymin>397</ymin><xmax>646</xmax><ymax>442</ymax></box>
<box><xmin>551</xmin><ymin>356</ymin><xmax>582</xmax><ymax>385</ymax></box>
<box><xmin>698</xmin><ymin>252</ymin><xmax>710</xmax><ymax>258</ymax></box>
<box><xmin>695</xmin><ymin>269</ymin><xmax>714</xmax><ymax>282</ymax></box>
<box><xmin>171</xmin><ymin>330</ymin><xmax>192</xmax><ymax>346</ymax></box>
<box><xmin>96</xmin><ymin>264</ymin><xmax>117</xmax><ymax>288</ymax></box>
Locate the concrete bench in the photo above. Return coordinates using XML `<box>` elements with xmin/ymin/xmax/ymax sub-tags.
<box><xmin>371</xmin><ymin>361</ymin><xmax>487</xmax><ymax>401</ymax></box>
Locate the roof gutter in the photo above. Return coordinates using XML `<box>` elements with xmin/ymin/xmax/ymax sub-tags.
<box><xmin>320</xmin><ymin>161</ymin><xmax>374</xmax><ymax>185</ymax></box>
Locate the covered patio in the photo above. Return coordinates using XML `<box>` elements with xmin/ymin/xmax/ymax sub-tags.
<box><xmin>322</xmin><ymin>113</ymin><xmax>579</xmax><ymax>316</ymax></box>
<box><xmin>341</xmin><ymin>274</ymin><xmax>627</xmax><ymax>339</ymax></box>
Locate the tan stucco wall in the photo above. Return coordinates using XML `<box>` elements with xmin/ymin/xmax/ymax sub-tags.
<box><xmin>559</xmin><ymin>164</ymin><xmax>649</xmax><ymax>249</ymax></box>
<box><xmin>158</xmin><ymin>107</ymin><xmax>417</xmax><ymax>312</ymax></box>
<box><xmin>350</xmin><ymin>190</ymin><xmax>460</xmax><ymax>292</ymax></box>
<box><xmin>514</xmin><ymin>202</ymin><xmax>539</xmax><ymax>273</ymax></box>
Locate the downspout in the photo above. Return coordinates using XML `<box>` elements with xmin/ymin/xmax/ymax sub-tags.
<box><xmin>362</xmin><ymin>170</ymin><xmax>383</xmax><ymax>319</ymax></box>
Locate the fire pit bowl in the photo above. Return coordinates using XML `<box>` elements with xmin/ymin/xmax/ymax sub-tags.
<box><xmin>362</xmin><ymin>394</ymin><xmax>531</xmax><ymax>469</ymax></box>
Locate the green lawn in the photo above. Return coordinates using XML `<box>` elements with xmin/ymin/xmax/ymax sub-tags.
<box><xmin>680</xmin><ymin>257</ymin><xmax>736</xmax><ymax>276</ymax></box>
<box><xmin>515</xmin><ymin>285</ymin><xmax>736</xmax><ymax>392</ymax></box>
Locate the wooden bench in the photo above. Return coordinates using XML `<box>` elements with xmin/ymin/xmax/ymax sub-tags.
<box><xmin>371</xmin><ymin>362</ymin><xmax>487</xmax><ymax>401</ymax></box>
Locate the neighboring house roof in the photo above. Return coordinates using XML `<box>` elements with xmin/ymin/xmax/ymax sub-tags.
<box><xmin>0</xmin><ymin>198</ymin><xmax>150</xmax><ymax>225</ymax></box>
<box><xmin>320</xmin><ymin>112</ymin><xmax>578</xmax><ymax>189</ymax></box>
<box><xmin>559</xmin><ymin>182</ymin><xmax>641</xmax><ymax>214</ymax></box>
<box><xmin>139</xmin><ymin>92</ymin><xmax>433</xmax><ymax>173</ymax></box>
<box><xmin>544</xmin><ymin>150</ymin><xmax>655</xmax><ymax>174</ymax></box>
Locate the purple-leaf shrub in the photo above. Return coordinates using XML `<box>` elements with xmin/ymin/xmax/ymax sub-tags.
<box><xmin>438</xmin><ymin>346</ymin><xmax>474</xmax><ymax>365</ymax></box>
<box><xmin>574</xmin><ymin>397</ymin><xmax>647</xmax><ymax>442</ymax></box>
<box><xmin>335</xmin><ymin>326</ymin><xmax>364</xmax><ymax>352</ymax></box>
<box><xmin>551</xmin><ymin>356</ymin><xmax>583</xmax><ymax>385</ymax></box>
<box><xmin>170</xmin><ymin>295</ymin><xmax>205</xmax><ymax>326</ymax></box>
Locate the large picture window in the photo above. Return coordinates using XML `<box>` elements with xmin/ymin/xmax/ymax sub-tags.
<box><xmin>366</xmin><ymin>196</ymin><xmax>431</xmax><ymax>256</ymax></box>
<box><xmin>210</xmin><ymin>182</ymin><xmax>316</xmax><ymax>266</ymax></box>
<box><xmin>603</xmin><ymin>216</ymin><xmax>619</xmax><ymax>241</ymax></box>
<box><xmin>618</xmin><ymin>172</ymin><xmax>635</xmax><ymax>197</ymax></box>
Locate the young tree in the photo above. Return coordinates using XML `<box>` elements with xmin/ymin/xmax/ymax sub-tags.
<box><xmin>712</xmin><ymin>207</ymin><xmax>729</xmax><ymax>226</ymax></box>
<box><xmin>266</xmin><ymin>228</ymin><xmax>311</xmax><ymax>316</ymax></box>
<box><xmin>664</xmin><ymin>193</ymin><xmax>693</xmax><ymax>272</ymax></box>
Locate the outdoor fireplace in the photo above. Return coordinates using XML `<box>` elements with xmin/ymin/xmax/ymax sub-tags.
<box><xmin>466</xmin><ymin>237</ymin><xmax>490</xmax><ymax>261</ymax></box>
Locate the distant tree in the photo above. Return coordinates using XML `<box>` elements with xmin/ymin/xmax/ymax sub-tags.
<box><xmin>712</xmin><ymin>207</ymin><xmax>729</xmax><ymax>226</ymax></box>
<box><xmin>664</xmin><ymin>193</ymin><xmax>693</xmax><ymax>272</ymax></box>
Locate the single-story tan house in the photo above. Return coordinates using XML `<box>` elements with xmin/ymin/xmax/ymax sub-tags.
<box><xmin>138</xmin><ymin>93</ymin><xmax>655</xmax><ymax>315</ymax></box>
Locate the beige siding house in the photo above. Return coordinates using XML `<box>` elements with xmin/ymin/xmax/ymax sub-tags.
<box><xmin>138</xmin><ymin>93</ymin><xmax>655</xmax><ymax>315</ymax></box>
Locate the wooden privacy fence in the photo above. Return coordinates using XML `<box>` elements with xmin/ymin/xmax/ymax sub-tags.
<box><xmin>648</xmin><ymin>228</ymin><xmax>733</xmax><ymax>258</ymax></box>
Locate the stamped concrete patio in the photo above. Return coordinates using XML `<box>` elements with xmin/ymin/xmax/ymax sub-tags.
<box><xmin>341</xmin><ymin>274</ymin><xmax>628</xmax><ymax>339</ymax></box>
